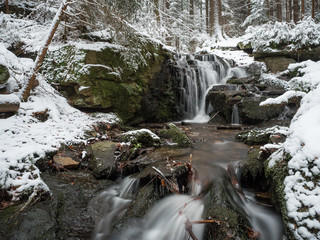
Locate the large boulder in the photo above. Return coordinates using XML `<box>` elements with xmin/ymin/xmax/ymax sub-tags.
<box><xmin>262</xmin><ymin>57</ymin><xmax>296</xmax><ymax>73</ymax></box>
<box><xmin>43</xmin><ymin>39</ymin><xmax>182</xmax><ymax>124</ymax></box>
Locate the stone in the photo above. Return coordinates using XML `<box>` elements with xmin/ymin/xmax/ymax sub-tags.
<box><xmin>0</xmin><ymin>65</ymin><xmax>9</xmax><ymax>85</ymax></box>
<box><xmin>53</xmin><ymin>155</ymin><xmax>79</xmax><ymax>169</ymax></box>
<box><xmin>0</xmin><ymin>94</ymin><xmax>20</xmax><ymax>113</ymax></box>
<box><xmin>263</xmin><ymin>57</ymin><xmax>296</xmax><ymax>73</ymax></box>
<box><xmin>87</xmin><ymin>141</ymin><xmax>118</xmax><ymax>179</ymax></box>
<box><xmin>159</xmin><ymin>123</ymin><xmax>193</xmax><ymax>148</ymax></box>
<box><xmin>119</xmin><ymin>129</ymin><xmax>161</xmax><ymax>148</ymax></box>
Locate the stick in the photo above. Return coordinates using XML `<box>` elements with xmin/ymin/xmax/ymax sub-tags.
<box><xmin>208</xmin><ymin>111</ymin><xmax>219</xmax><ymax>123</ymax></box>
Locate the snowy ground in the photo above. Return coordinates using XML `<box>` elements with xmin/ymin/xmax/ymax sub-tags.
<box><xmin>262</xmin><ymin>61</ymin><xmax>320</xmax><ymax>240</ymax></box>
<box><xmin>0</xmin><ymin>43</ymin><xmax>119</xmax><ymax>201</ymax></box>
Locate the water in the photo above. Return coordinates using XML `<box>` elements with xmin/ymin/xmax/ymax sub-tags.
<box><xmin>231</xmin><ymin>104</ymin><xmax>241</xmax><ymax>125</ymax></box>
<box><xmin>175</xmin><ymin>54</ymin><xmax>248</xmax><ymax>123</ymax></box>
<box><xmin>88</xmin><ymin>177</ymin><xmax>140</xmax><ymax>240</ymax></box>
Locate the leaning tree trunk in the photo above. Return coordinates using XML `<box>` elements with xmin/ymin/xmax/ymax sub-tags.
<box><xmin>22</xmin><ymin>0</ymin><xmax>70</xmax><ymax>102</ymax></box>
<box><xmin>312</xmin><ymin>0</ymin><xmax>315</xmax><ymax>19</ymax></box>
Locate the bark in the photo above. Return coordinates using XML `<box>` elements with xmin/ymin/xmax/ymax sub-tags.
<box><xmin>22</xmin><ymin>0</ymin><xmax>70</xmax><ymax>101</ymax></box>
<box><xmin>312</xmin><ymin>0</ymin><xmax>315</xmax><ymax>19</ymax></box>
<box><xmin>293</xmin><ymin>0</ymin><xmax>299</xmax><ymax>24</ymax></box>
<box><xmin>209</xmin><ymin>0</ymin><xmax>215</xmax><ymax>36</ymax></box>
<box><xmin>286</xmin><ymin>0</ymin><xmax>290</xmax><ymax>22</ymax></box>
<box><xmin>206</xmin><ymin>0</ymin><xmax>209</xmax><ymax>33</ymax></box>
<box><xmin>270</xmin><ymin>0</ymin><xmax>274</xmax><ymax>18</ymax></box>
<box><xmin>301</xmin><ymin>0</ymin><xmax>305</xmax><ymax>20</ymax></box>
<box><xmin>5</xmin><ymin>0</ymin><xmax>9</xmax><ymax>14</ymax></box>
<box><xmin>289</xmin><ymin>0</ymin><xmax>292</xmax><ymax>21</ymax></box>
<box><xmin>190</xmin><ymin>0</ymin><xmax>194</xmax><ymax>20</ymax></box>
<box><xmin>276</xmin><ymin>0</ymin><xmax>282</xmax><ymax>21</ymax></box>
<box><xmin>218</xmin><ymin>0</ymin><xmax>223</xmax><ymax>33</ymax></box>
<box><xmin>154</xmin><ymin>0</ymin><xmax>160</xmax><ymax>25</ymax></box>
<box><xmin>266</xmin><ymin>0</ymin><xmax>270</xmax><ymax>18</ymax></box>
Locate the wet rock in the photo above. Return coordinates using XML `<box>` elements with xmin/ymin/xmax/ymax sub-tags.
<box><xmin>158</xmin><ymin>123</ymin><xmax>193</xmax><ymax>148</ymax></box>
<box><xmin>87</xmin><ymin>141</ymin><xmax>118</xmax><ymax>179</ymax></box>
<box><xmin>263</xmin><ymin>57</ymin><xmax>296</xmax><ymax>73</ymax></box>
<box><xmin>237</xmin><ymin>96</ymin><xmax>285</xmax><ymax>124</ymax></box>
<box><xmin>203</xmin><ymin>167</ymin><xmax>252</xmax><ymax>240</ymax></box>
<box><xmin>119</xmin><ymin>129</ymin><xmax>161</xmax><ymax>148</ymax></box>
<box><xmin>226</xmin><ymin>76</ymin><xmax>258</xmax><ymax>85</ymax></box>
<box><xmin>0</xmin><ymin>171</ymin><xmax>113</xmax><ymax>240</ymax></box>
<box><xmin>235</xmin><ymin>129</ymin><xmax>272</xmax><ymax>145</ymax></box>
<box><xmin>239</xmin><ymin>148</ymin><xmax>265</xmax><ymax>184</ymax></box>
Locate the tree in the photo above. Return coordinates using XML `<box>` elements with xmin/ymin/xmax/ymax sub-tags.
<box><xmin>312</xmin><ymin>0</ymin><xmax>315</xmax><ymax>18</ymax></box>
<box><xmin>301</xmin><ymin>0</ymin><xmax>305</xmax><ymax>19</ymax></box>
<box><xmin>276</xmin><ymin>0</ymin><xmax>282</xmax><ymax>21</ymax></box>
<box><xmin>5</xmin><ymin>0</ymin><xmax>9</xmax><ymax>14</ymax></box>
<box><xmin>293</xmin><ymin>0</ymin><xmax>299</xmax><ymax>23</ymax></box>
<box><xmin>209</xmin><ymin>0</ymin><xmax>215</xmax><ymax>36</ymax></box>
<box><xmin>22</xmin><ymin>0</ymin><xmax>70</xmax><ymax>101</ymax></box>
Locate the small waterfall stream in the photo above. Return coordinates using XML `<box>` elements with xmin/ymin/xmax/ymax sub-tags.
<box><xmin>176</xmin><ymin>54</ymin><xmax>247</xmax><ymax>122</ymax></box>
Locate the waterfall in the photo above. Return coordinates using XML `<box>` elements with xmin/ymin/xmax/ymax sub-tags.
<box><xmin>176</xmin><ymin>54</ymin><xmax>247</xmax><ymax>123</ymax></box>
<box><xmin>231</xmin><ymin>104</ymin><xmax>241</xmax><ymax>125</ymax></box>
<box><xmin>88</xmin><ymin>177</ymin><xmax>140</xmax><ymax>240</ymax></box>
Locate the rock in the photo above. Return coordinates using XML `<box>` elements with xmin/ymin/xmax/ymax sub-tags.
<box><xmin>87</xmin><ymin>141</ymin><xmax>118</xmax><ymax>179</ymax></box>
<box><xmin>263</xmin><ymin>57</ymin><xmax>296</xmax><ymax>73</ymax></box>
<box><xmin>247</xmin><ymin>62</ymin><xmax>264</xmax><ymax>77</ymax></box>
<box><xmin>235</xmin><ymin>129</ymin><xmax>272</xmax><ymax>145</ymax></box>
<box><xmin>119</xmin><ymin>129</ymin><xmax>161</xmax><ymax>148</ymax></box>
<box><xmin>0</xmin><ymin>94</ymin><xmax>20</xmax><ymax>113</ymax></box>
<box><xmin>237</xmin><ymin>96</ymin><xmax>285</xmax><ymax>124</ymax></box>
<box><xmin>226</xmin><ymin>76</ymin><xmax>258</xmax><ymax>85</ymax></box>
<box><xmin>159</xmin><ymin>123</ymin><xmax>193</xmax><ymax>148</ymax></box>
<box><xmin>0</xmin><ymin>65</ymin><xmax>9</xmax><ymax>85</ymax></box>
<box><xmin>238</xmin><ymin>148</ymin><xmax>266</xmax><ymax>185</ymax></box>
<box><xmin>53</xmin><ymin>155</ymin><xmax>79</xmax><ymax>169</ymax></box>
<box><xmin>237</xmin><ymin>42</ymin><xmax>253</xmax><ymax>54</ymax></box>
<box><xmin>203</xmin><ymin>167</ymin><xmax>251</xmax><ymax>240</ymax></box>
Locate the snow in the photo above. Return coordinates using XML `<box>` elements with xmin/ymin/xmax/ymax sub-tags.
<box><xmin>122</xmin><ymin>129</ymin><xmax>160</xmax><ymax>141</ymax></box>
<box><xmin>260</xmin><ymin>90</ymin><xmax>306</xmax><ymax>106</ymax></box>
<box><xmin>0</xmin><ymin>94</ymin><xmax>20</xmax><ymax>104</ymax></box>
<box><xmin>0</xmin><ymin>44</ymin><xmax>120</xmax><ymax>201</ymax></box>
<box><xmin>265</xmin><ymin>61</ymin><xmax>320</xmax><ymax>240</ymax></box>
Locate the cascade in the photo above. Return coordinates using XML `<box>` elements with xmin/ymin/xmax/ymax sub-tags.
<box><xmin>88</xmin><ymin>177</ymin><xmax>140</xmax><ymax>240</ymax></box>
<box><xmin>231</xmin><ymin>104</ymin><xmax>241</xmax><ymax>125</ymax></box>
<box><xmin>176</xmin><ymin>54</ymin><xmax>248</xmax><ymax>123</ymax></box>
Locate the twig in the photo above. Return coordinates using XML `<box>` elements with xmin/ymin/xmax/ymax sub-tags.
<box><xmin>152</xmin><ymin>166</ymin><xmax>179</xmax><ymax>194</ymax></box>
<box><xmin>208</xmin><ymin>112</ymin><xmax>219</xmax><ymax>123</ymax></box>
<box><xmin>185</xmin><ymin>219</ymin><xmax>198</xmax><ymax>240</ymax></box>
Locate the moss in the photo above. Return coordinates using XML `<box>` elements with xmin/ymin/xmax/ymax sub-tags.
<box><xmin>0</xmin><ymin>64</ymin><xmax>9</xmax><ymax>84</ymax></box>
<box><xmin>240</xmin><ymin>148</ymin><xmax>265</xmax><ymax>183</ymax></box>
<box><xmin>159</xmin><ymin>123</ymin><xmax>193</xmax><ymax>148</ymax></box>
<box><xmin>235</xmin><ymin>130</ymin><xmax>271</xmax><ymax>145</ymax></box>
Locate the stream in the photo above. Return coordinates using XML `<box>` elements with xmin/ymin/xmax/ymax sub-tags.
<box><xmin>89</xmin><ymin>124</ymin><xmax>285</xmax><ymax>240</ymax></box>
<box><xmin>88</xmin><ymin>54</ymin><xmax>285</xmax><ymax>240</ymax></box>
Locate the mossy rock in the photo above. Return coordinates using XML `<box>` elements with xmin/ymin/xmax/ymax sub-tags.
<box><xmin>263</xmin><ymin>57</ymin><xmax>296</xmax><ymax>73</ymax></box>
<box><xmin>239</xmin><ymin>148</ymin><xmax>265</xmax><ymax>184</ymax></box>
<box><xmin>86</xmin><ymin>141</ymin><xmax>118</xmax><ymax>179</ymax></box>
<box><xmin>203</xmin><ymin>168</ymin><xmax>251</xmax><ymax>240</ymax></box>
<box><xmin>159</xmin><ymin>123</ymin><xmax>193</xmax><ymax>148</ymax></box>
<box><xmin>235</xmin><ymin>129</ymin><xmax>271</xmax><ymax>145</ymax></box>
<box><xmin>120</xmin><ymin>129</ymin><xmax>161</xmax><ymax>148</ymax></box>
<box><xmin>237</xmin><ymin>42</ymin><xmax>253</xmax><ymax>53</ymax></box>
<box><xmin>0</xmin><ymin>65</ymin><xmax>9</xmax><ymax>85</ymax></box>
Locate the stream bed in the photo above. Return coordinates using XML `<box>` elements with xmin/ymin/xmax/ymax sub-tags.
<box><xmin>90</xmin><ymin>123</ymin><xmax>285</xmax><ymax>240</ymax></box>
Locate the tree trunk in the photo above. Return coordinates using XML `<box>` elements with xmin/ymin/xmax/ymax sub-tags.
<box><xmin>293</xmin><ymin>0</ymin><xmax>299</xmax><ymax>24</ymax></box>
<box><xmin>217</xmin><ymin>0</ymin><xmax>223</xmax><ymax>35</ymax></box>
<box><xmin>22</xmin><ymin>0</ymin><xmax>70</xmax><ymax>101</ymax></box>
<box><xmin>154</xmin><ymin>0</ymin><xmax>160</xmax><ymax>25</ymax></box>
<box><xmin>190</xmin><ymin>0</ymin><xmax>194</xmax><ymax>21</ymax></box>
<box><xmin>209</xmin><ymin>0</ymin><xmax>215</xmax><ymax>36</ymax></box>
<box><xmin>5</xmin><ymin>0</ymin><xmax>9</xmax><ymax>14</ymax></box>
<box><xmin>206</xmin><ymin>0</ymin><xmax>209</xmax><ymax>33</ymax></box>
<box><xmin>289</xmin><ymin>0</ymin><xmax>292</xmax><ymax>21</ymax></box>
<box><xmin>301</xmin><ymin>0</ymin><xmax>305</xmax><ymax>20</ymax></box>
<box><xmin>266</xmin><ymin>0</ymin><xmax>270</xmax><ymax>18</ymax></box>
<box><xmin>312</xmin><ymin>0</ymin><xmax>315</xmax><ymax>19</ymax></box>
<box><xmin>276</xmin><ymin>0</ymin><xmax>282</xmax><ymax>21</ymax></box>
<box><xmin>270</xmin><ymin>0</ymin><xmax>274</xmax><ymax>18</ymax></box>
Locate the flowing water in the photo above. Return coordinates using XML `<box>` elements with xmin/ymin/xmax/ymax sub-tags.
<box><xmin>89</xmin><ymin>54</ymin><xmax>285</xmax><ymax>240</ymax></box>
<box><xmin>175</xmin><ymin>54</ymin><xmax>247</xmax><ymax>123</ymax></box>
